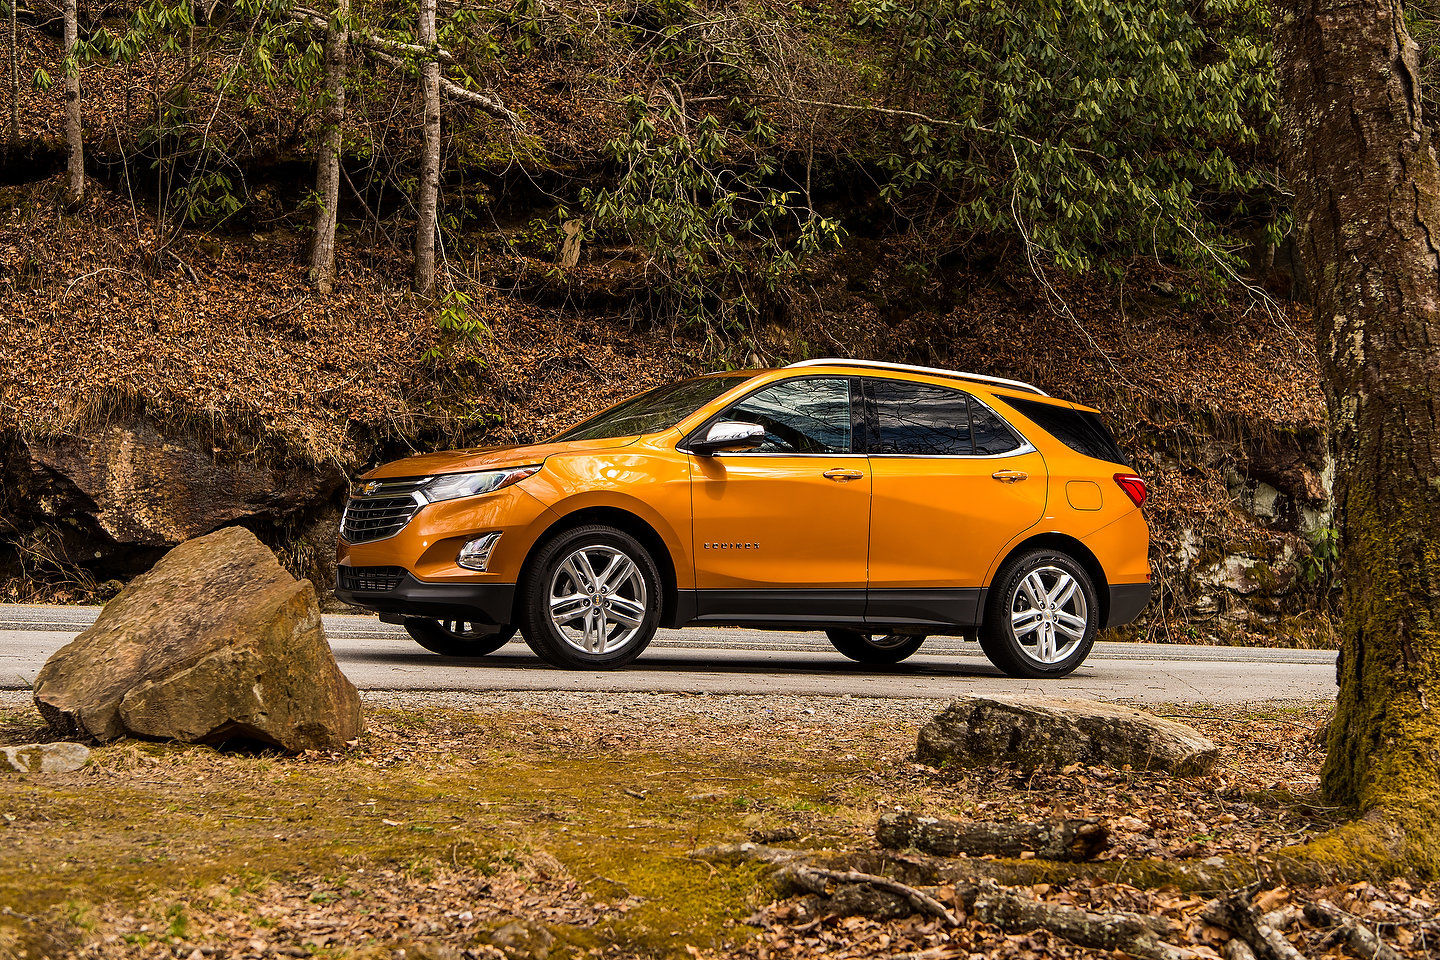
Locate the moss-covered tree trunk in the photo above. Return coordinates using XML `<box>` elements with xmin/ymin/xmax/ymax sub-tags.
<box><xmin>1278</xmin><ymin>0</ymin><xmax>1440</xmax><ymax>861</ymax></box>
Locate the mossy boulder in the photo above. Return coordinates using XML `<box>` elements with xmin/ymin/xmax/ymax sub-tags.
<box><xmin>33</xmin><ymin>526</ymin><xmax>361</xmax><ymax>752</ymax></box>
<box><xmin>916</xmin><ymin>696</ymin><xmax>1219</xmax><ymax>776</ymax></box>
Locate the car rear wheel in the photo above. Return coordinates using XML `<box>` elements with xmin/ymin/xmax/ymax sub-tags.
<box><xmin>519</xmin><ymin>524</ymin><xmax>662</xmax><ymax>669</ymax></box>
<box><xmin>979</xmin><ymin>549</ymin><xmax>1098</xmax><ymax>678</ymax></box>
<box><xmin>825</xmin><ymin>629</ymin><xmax>926</xmax><ymax>664</ymax></box>
<box><xmin>404</xmin><ymin>618</ymin><xmax>516</xmax><ymax>657</ymax></box>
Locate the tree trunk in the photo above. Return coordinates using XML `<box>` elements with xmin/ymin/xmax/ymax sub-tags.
<box><xmin>62</xmin><ymin>0</ymin><xmax>81</xmax><ymax>204</ymax></box>
<box><xmin>307</xmin><ymin>0</ymin><xmax>348</xmax><ymax>294</ymax></box>
<box><xmin>1278</xmin><ymin>0</ymin><xmax>1440</xmax><ymax>856</ymax></box>
<box><xmin>413</xmin><ymin>0</ymin><xmax>440</xmax><ymax>298</ymax></box>
<box><xmin>8</xmin><ymin>0</ymin><xmax>18</xmax><ymax>152</ymax></box>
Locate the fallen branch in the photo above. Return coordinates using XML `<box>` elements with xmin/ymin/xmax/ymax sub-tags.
<box><xmin>960</xmin><ymin>880</ymin><xmax>1202</xmax><ymax>960</ymax></box>
<box><xmin>1224</xmin><ymin>939</ymin><xmax>1260</xmax><ymax>960</ymax></box>
<box><xmin>775</xmin><ymin>864</ymin><xmax>959</xmax><ymax>926</ymax></box>
<box><xmin>1203</xmin><ymin>889</ymin><xmax>1311</xmax><ymax>960</ymax></box>
<box><xmin>1303</xmin><ymin>900</ymin><xmax>1402</xmax><ymax>960</ymax></box>
<box><xmin>877</xmin><ymin>812</ymin><xmax>1109</xmax><ymax>862</ymax></box>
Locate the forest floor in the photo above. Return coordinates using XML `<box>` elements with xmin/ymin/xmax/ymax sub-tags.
<box><xmin>2</xmin><ymin>691</ymin><xmax>1432</xmax><ymax>960</ymax></box>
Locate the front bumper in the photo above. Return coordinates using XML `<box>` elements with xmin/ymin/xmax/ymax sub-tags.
<box><xmin>335</xmin><ymin>570</ymin><xmax>517</xmax><ymax>626</ymax></box>
<box><xmin>1106</xmin><ymin>582</ymin><xmax>1152</xmax><ymax>629</ymax></box>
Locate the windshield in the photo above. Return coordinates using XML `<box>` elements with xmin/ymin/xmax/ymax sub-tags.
<box><xmin>552</xmin><ymin>374</ymin><xmax>753</xmax><ymax>442</ymax></box>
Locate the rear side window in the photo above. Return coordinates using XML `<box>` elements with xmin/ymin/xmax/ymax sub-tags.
<box><xmin>866</xmin><ymin>379</ymin><xmax>973</xmax><ymax>455</ymax></box>
<box><xmin>970</xmin><ymin>403</ymin><xmax>1023</xmax><ymax>455</ymax></box>
<box><xmin>1001</xmin><ymin>396</ymin><xmax>1129</xmax><ymax>465</ymax></box>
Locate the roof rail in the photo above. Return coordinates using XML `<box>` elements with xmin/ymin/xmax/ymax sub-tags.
<box><xmin>784</xmin><ymin>358</ymin><xmax>1049</xmax><ymax>397</ymax></box>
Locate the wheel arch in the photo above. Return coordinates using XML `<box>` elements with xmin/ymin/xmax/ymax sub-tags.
<box><xmin>988</xmin><ymin>532</ymin><xmax>1110</xmax><ymax>627</ymax></box>
<box><xmin>514</xmin><ymin>505</ymin><xmax>682</xmax><ymax>628</ymax></box>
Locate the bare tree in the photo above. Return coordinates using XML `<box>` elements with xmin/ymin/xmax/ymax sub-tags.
<box><xmin>1279</xmin><ymin>0</ymin><xmax>1440</xmax><ymax>869</ymax></box>
<box><xmin>413</xmin><ymin>0</ymin><xmax>440</xmax><ymax>298</ymax></box>
<box><xmin>62</xmin><ymin>0</ymin><xmax>81</xmax><ymax>204</ymax></box>
<box><xmin>307</xmin><ymin>0</ymin><xmax>348</xmax><ymax>294</ymax></box>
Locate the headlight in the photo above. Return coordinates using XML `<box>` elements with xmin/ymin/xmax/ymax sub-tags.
<box><xmin>421</xmin><ymin>465</ymin><xmax>540</xmax><ymax>503</ymax></box>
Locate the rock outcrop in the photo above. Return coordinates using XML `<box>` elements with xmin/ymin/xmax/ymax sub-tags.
<box><xmin>916</xmin><ymin>696</ymin><xmax>1219</xmax><ymax>776</ymax></box>
<box><xmin>0</xmin><ymin>741</ymin><xmax>90</xmax><ymax>773</ymax></box>
<box><xmin>33</xmin><ymin>526</ymin><xmax>361</xmax><ymax>752</ymax></box>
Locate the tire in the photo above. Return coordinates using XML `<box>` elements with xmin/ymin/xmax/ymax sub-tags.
<box><xmin>979</xmin><ymin>549</ymin><xmax>1099</xmax><ymax>678</ymax></box>
<box><xmin>404</xmin><ymin>618</ymin><xmax>516</xmax><ymax>657</ymax></box>
<box><xmin>825</xmin><ymin>629</ymin><xmax>926</xmax><ymax>665</ymax></box>
<box><xmin>518</xmin><ymin>524</ymin><xmax>662</xmax><ymax>669</ymax></box>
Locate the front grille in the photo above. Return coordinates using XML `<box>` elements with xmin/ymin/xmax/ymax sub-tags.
<box><xmin>341</xmin><ymin>477</ymin><xmax>428</xmax><ymax>544</ymax></box>
<box><xmin>337</xmin><ymin>566</ymin><xmax>407</xmax><ymax>592</ymax></box>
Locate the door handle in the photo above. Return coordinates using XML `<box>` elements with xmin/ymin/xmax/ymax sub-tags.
<box><xmin>992</xmin><ymin>469</ymin><xmax>1029</xmax><ymax>483</ymax></box>
<box><xmin>823</xmin><ymin>468</ymin><xmax>864</xmax><ymax>482</ymax></box>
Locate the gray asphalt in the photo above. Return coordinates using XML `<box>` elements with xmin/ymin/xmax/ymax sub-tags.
<box><xmin>0</xmin><ymin>604</ymin><xmax>1336</xmax><ymax>704</ymax></box>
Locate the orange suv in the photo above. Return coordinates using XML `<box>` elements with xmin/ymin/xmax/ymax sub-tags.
<box><xmin>335</xmin><ymin>359</ymin><xmax>1150</xmax><ymax>677</ymax></box>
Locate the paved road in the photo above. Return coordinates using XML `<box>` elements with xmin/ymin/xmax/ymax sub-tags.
<box><xmin>0</xmin><ymin>604</ymin><xmax>1335</xmax><ymax>703</ymax></box>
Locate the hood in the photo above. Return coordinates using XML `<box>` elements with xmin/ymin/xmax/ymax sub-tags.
<box><xmin>362</xmin><ymin>436</ymin><xmax>639</xmax><ymax>480</ymax></box>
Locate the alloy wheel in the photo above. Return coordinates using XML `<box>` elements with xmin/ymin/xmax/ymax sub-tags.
<box><xmin>547</xmin><ymin>545</ymin><xmax>649</xmax><ymax>655</ymax></box>
<box><xmin>1009</xmin><ymin>565</ymin><xmax>1089</xmax><ymax>665</ymax></box>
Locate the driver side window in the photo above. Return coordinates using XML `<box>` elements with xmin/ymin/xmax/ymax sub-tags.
<box><xmin>719</xmin><ymin>378</ymin><xmax>853</xmax><ymax>454</ymax></box>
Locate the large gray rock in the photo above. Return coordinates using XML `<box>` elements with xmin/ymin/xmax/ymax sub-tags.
<box><xmin>33</xmin><ymin>526</ymin><xmax>362</xmax><ymax>753</ymax></box>
<box><xmin>916</xmin><ymin>696</ymin><xmax>1219</xmax><ymax>776</ymax></box>
<box><xmin>0</xmin><ymin>741</ymin><xmax>90</xmax><ymax>773</ymax></box>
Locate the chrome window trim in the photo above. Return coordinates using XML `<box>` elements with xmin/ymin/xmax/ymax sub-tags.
<box><xmin>708</xmin><ymin>451</ymin><xmax>869</xmax><ymax>459</ymax></box>
<box><xmin>863</xmin><ymin>441</ymin><xmax>1038</xmax><ymax>461</ymax></box>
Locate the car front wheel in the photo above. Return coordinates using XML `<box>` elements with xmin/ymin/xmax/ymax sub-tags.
<box><xmin>404</xmin><ymin>618</ymin><xmax>516</xmax><ymax>657</ymax></box>
<box><xmin>519</xmin><ymin>524</ymin><xmax>662</xmax><ymax>669</ymax></box>
<box><xmin>979</xmin><ymin>549</ymin><xmax>1098</xmax><ymax>678</ymax></box>
<box><xmin>825</xmin><ymin>629</ymin><xmax>926</xmax><ymax>664</ymax></box>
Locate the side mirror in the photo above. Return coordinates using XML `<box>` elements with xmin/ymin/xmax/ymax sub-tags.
<box><xmin>687</xmin><ymin>420</ymin><xmax>766</xmax><ymax>456</ymax></box>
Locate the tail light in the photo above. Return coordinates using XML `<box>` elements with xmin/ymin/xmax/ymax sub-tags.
<box><xmin>1114</xmin><ymin>473</ymin><xmax>1147</xmax><ymax>508</ymax></box>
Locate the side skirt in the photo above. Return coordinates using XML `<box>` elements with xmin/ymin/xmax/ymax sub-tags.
<box><xmin>685</xmin><ymin>587</ymin><xmax>984</xmax><ymax>632</ymax></box>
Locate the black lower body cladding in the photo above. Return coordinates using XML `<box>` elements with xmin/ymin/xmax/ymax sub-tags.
<box><xmin>335</xmin><ymin>568</ymin><xmax>516</xmax><ymax>625</ymax></box>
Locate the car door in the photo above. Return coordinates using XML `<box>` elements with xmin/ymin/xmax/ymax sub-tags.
<box><xmin>687</xmin><ymin>376</ymin><xmax>871</xmax><ymax>623</ymax></box>
<box><xmin>861</xmin><ymin>377</ymin><xmax>1048</xmax><ymax>629</ymax></box>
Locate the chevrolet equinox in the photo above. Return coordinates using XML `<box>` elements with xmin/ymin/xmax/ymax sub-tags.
<box><xmin>335</xmin><ymin>358</ymin><xmax>1151</xmax><ymax>677</ymax></box>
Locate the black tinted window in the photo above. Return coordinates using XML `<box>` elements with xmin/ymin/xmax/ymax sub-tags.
<box><xmin>867</xmin><ymin>379</ymin><xmax>972</xmax><ymax>455</ymax></box>
<box><xmin>554</xmin><ymin>374</ymin><xmax>749</xmax><ymax>441</ymax></box>
<box><xmin>970</xmin><ymin>402</ymin><xmax>1023</xmax><ymax>455</ymax></box>
<box><xmin>1001</xmin><ymin>396</ymin><xmax>1128</xmax><ymax>465</ymax></box>
<box><xmin>720</xmin><ymin>378</ymin><xmax>852</xmax><ymax>454</ymax></box>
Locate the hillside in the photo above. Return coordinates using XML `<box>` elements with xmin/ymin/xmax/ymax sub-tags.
<box><xmin>0</xmin><ymin>0</ymin><xmax>1332</xmax><ymax>643</ymax></box>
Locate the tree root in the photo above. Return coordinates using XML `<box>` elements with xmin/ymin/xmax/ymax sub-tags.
<box><xmin>876</xmin><ymin>812</ymin><xmax>1109</xmax><ymax>861</ymax></box>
